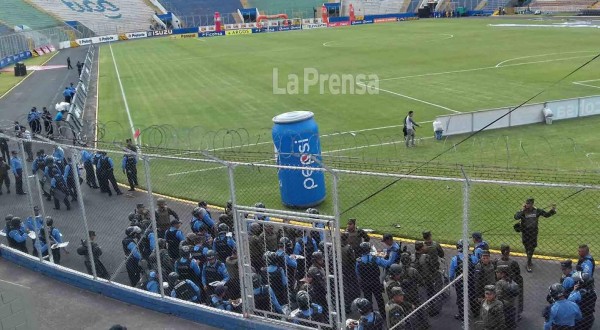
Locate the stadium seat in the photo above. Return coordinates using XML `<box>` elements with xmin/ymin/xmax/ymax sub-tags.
<box><xmin>528</xmin><ymin>0</ymin><xmax>596</xmax><ymax>11</ymax></box>
<box><xmin>479</xmin><ymin>0</ymin><xmax>514</xmax><ymax>11</ymax></box>
<box><xmin>246</xmin><ymin>0</ymin><xmax>326</xmax><ymax>17</ymax></box>
<box><xmin>27</xmin><ymin>0</ymin><xmax>155</xmax><ymax>36</ymax></box>
<box><xmin>159</xmin><ymin>0</ymin><xmax>243</xmax><ymax>26</ymax></box>
<box><xmin>0</xmin><ymin>0</ymin><xmax>61</xmax><ymax>30</ymax></box>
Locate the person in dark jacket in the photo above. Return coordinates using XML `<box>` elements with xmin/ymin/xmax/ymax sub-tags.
<box><xmin>77</xmin><ymin>231</ymin><xmax>109</xmax><ymax>279</ymax></box>
<box><xmin>514</xmin><ymin>198</ymin><xmax>556</xmax><ymax>272</ymax></box>
<box><xmin>0</xmin><ymin>156</ymin><xmax>10</xmax><ymax>194</ymax></box>
<box><xmin>121</xmin><ymin>154</ymin><xmax>138</xmax><ymax>191</ymax></box>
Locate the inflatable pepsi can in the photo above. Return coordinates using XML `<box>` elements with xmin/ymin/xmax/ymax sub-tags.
<box><xmin>272</xmin><ymin>111</ymin><xmax>326</xmax><ymax>208</ymax></box>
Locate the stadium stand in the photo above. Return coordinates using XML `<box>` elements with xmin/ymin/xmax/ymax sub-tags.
<box><xmin>0</xmin><ymin>0</ymin><xmax>61</xmax><ymax>30</ymax></box>
<box><xmin>27</xmin><ymin>0</ymin><xmax>155</xmax><ymax>36</ymax></box>
<box><xmin>528</xmin><ymin>0</ymin><xmax>597</xmax><ymax>11</ymax></box>
<box><xmin>344</xmin><ymin>0</ymin><xmax>408</xmax><ymax>15</ymax></box>
<box><xmin>479</xmin><ymin>0</ymin><xmax>513</xmax><ymax>11</ymax></box>
<box><xmin>0</xmin><ymin>23</ymin><xmax>14</xmax><ymax>37</ymax></box>
<box><xmin>406</xmin><ymin>0</ymin><xmax>422</xmax><ymax>12</ymax></box>
<box><xmin>246</xmin><ymin>0</ymin><xmax>325</xmax><ymax>16</ymax></box>
<box><xmin>159</xmin><ymin>0</ymin><xmax>243</xmax><ymax>25</ymax></box>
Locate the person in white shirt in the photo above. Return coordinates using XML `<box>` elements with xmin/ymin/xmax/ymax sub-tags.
<box><xmin>433</xmin><ymin>120</ymin><xmax>443</xmax><ymax>140</ymax></box>
<box><xmin>404</xmin><ymin>111</ymin><xmax>420</xmax><ymax>147</ymax></box>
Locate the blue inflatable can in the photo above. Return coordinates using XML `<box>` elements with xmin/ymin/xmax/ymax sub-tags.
<box><xmin>272</xmin><ymin>111</ymin><xmax>326</xmax><ymax>208</ymax></box>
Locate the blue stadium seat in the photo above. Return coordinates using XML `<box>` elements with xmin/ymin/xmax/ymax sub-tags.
<box><xmin>0</xmin><ymin>0</ymin><xmax>60</xmax><ymax>30</ymax></box>
<box><xmin>159</xmin><ymin>0</ymin><xmax>243</xmax><ymax>25</ymax></box>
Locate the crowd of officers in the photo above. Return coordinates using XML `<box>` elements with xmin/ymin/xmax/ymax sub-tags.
<box><xmin>3</xmin><ymin>188</ymin><xmax>597</xmax><ymax>330</ymax></box>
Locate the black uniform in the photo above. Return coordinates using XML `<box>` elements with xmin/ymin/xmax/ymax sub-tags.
<box><xmin>77</xmin><ymin>240</ymin><xmax>110</xmax><ymax>279</ymax></box>
<box><xmin>514</xmin><ymin>205</ymin><xmax>555</xmax><ymax>266</ymax></box>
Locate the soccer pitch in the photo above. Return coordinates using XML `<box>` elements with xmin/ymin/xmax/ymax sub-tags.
<box><xmin>97</xmin><ymin>18</ymin><xmax>600</xmax><ymax>256</ymax></box>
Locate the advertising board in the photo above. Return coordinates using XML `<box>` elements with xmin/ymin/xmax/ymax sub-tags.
<box><xmin>302</xmin><ymin>23</ymin><xmax>327</xmax><ymax>30</ymax></box>
<box><xmin>225</xmin><ymin>29</ymin><xmax>253</xmax><ymax>36</ymax></box>
<box><xmin>148</xmin><ymin>30</ymin><xmax>173</xmax><ymax>37</ymax></box>
<box><xmin>327</xmin><ymin>21</ymin><xmax>350</xmax><ymax>27</ymax></box>
<box><xmin>125</xmin><ymin>31</ymin><xmax>148</xmax><ymax>39</ymax></box>
<box><xmin>198</xmin><ymin>31</ymin><xmax>226</xmax><ymax>38</ymax></box>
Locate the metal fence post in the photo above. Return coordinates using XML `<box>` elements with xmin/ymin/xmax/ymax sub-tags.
<box><xmin>461</xmin><ymin>168</ymin><xmax>470</xmax><ymax>329</ymax></box>
<box><xmin>142</xmin><ymin>154</ymin><xmax>165</xmax><ymax>298</ymax></box>
<box><xmin>18</xmin><ymin>139</ymin><xmax>45</xmax><ymax>262</ymax></box>
<box><xmin>69</xmin><ymin>149</ymin><xmax>97</xmax><ymax>278</ymax></box>
<box><xmin>331</xmin><ymin>170</ymin><xmax>346</xmax><ymax>328</ymax></box>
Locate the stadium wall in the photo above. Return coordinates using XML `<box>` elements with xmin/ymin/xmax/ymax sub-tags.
<box><xmin>436</xmin><ymin>95</ymin><xmax>600</xmax><ymax>136</ymax></box>
<box><xmin>0</xmin><ymin>245</ymin><xmax>282</xmax><ymax>330</ymax></box>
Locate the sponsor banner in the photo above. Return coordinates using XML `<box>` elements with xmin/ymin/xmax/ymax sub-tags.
<box><xmin>170</xmin><ymin>33</ymin><xmax>197</xmax><ymax>39</ymax></box>
<box><xmin>302</xmin><ymin>18</ymin><xmax>323</xmax><ymax>24</ymax></box>
<box><xmin>173</xmin><ymin>27</ymin><xmax>198</xmax><ymax>34</ymax></box>
<box><xmin>374</xmin><ymin>17</ymin><xmax>398</xmax><ymax>23</ymax></box>
<box><xmin>260</xmin><ymin>25</ymin><xmax>302</xmax><ymax>33</ymax></box>
<box><xmin>351</xmin><ymin>20</ymin><xmax>374</xmax><ymax>25</ymax></box>
<box><xmin>76</xmin><ymin>37</ymin><xmax>93</xmax><ymax>46</ymax></box>
<box><xmin>225</xmin><ymin>29</ymin><xmax>252</xmax><ymax>36</ymax></box>
<box><xmin>125</xmin><ymin>31</ymin><xmax>148</xmax><ymax>39</ymax></box>
<box><xmin>147</xmin><ymin>30</ymin><xmax>173</xmax><ymax>37</ymax></box>
<box><xmin>302</xmin><ymin>23</ymin><xmax>327</xmax><ymax>30</ymax></box>
<box><xmin>327</xmin><ymin>21</ymin><xmax>350</xmax><ymax>27</ymax></box>
<box><xmin>0</xmin><ymin>50</ymin><xmax>33</xmax><ymax>69</ymax></box>
<box><xmin>199</xmin><ymin>26</ymin><xmax>216</xmax><ymax>32</ymax></box>
<box><xmin>198</xmin><ymin>31</ymin><xmax>226</xmax><ymax>38</ymax></box>
<box><xmin>92</xmin><ymin>35</ymin><xmax>118</xmax><ymax>43</ymax></box>
<box><xmin>399</xmin><ymin>17</ymin><xmax>419</xmax><ymax>21</ymax></box>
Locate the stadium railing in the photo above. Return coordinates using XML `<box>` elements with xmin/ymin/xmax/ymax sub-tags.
<box><xmin>1</xmin><ymin>132</ymin><xmax>598</xmax><ymax>329</ymax></box>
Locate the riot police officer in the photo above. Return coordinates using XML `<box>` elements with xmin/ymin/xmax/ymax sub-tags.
<box><xmin>202</xmin><ymin>250</ymin><xmax>230</xmax><ymax>298</ymax></box>
<box><xmin>290</xmin><ymin>290</ymin><xmax>326</xmax><ymax>326</ymax></box>
<box><xmin>577</xmin><ymin>244</ymin><xmax>595</xmax><ymax>278</ymax></box>
<box><xmin>495</xmin><ymin>264</ymin><xmax>520</xmax><ymax>329</ymax></box>
<box><xmin>479</xmin><ymin>285</ymin><xmax>505</xmax><ymax>330</ymax></box>
<box><xmin>340</xmin><ymin>232</ymin><xmax>360</xmax><ymax>314</ymax></box>
<box><xmin>355</xmin><ymin>242</ymin><xmax>386</xmax><ymax>315</ymax></box>
<box><xmin>213</xmin><ymin>223</ymin><xmax>236</xmax><ymax>262</ymax></box>
<box><xmin>174</xmin><ymin>245</ymin><xmax>202</xmax><ymax>285</ymax></box>
<box><xmin>494</xmin><ymin>244</ymin><xmax>523</xmax><ymax>319</ymax></box>
<box><xmin>191</xmin><ymin>205</ymin><xmax>215</xmax><ymax>236</ymax></box>
<box><xmin>263</xmin><ymin>250</ymin><xmax>289</xmax><ymax>305</ymax></box>
<box><xmin>122</xmin><ymin>226</ymin><xmax>143</xmax><ymax>286</ymax></box>
<box><xmin>7</xmin><ymin>217</ymin><xmax>29</xmax><ymax>253</ymax></box>
<box><xmin>449</xmin><ymin>239</ymin><xmax>478</xmax><ymax>320</ymax></box>
<box><xmin>545</xmin><ymin>283</ymin><xmax>582</xmax><ymax>329</ymax></box>
<box><xmin>561</xmin><ymin>260</ymin><xmax>576</xmax><ymax>296</ymax></box>
<box><xmin>568</xmin><ymin>272</ymin><xmax>596</xmax><ymax>329</ymax></box>
<box><xmin>385</xmin><ymin>287</ymin><xmax>415</xmax><ymax>330</ymax></box>
<box><xmin>168</xmin><ymin>272</ymin><xmax>202</xmax><ymax>303</ymax></box>
<box><xmin>252</xmin><ymin>273</ymin><xmax>284</xmax><ymax>315</ymax></box>
<box><xmin>474</xmin><ymin>250</ymin><xmax>496</xmax><ymax>316</ymax></box>
<box><xmin>352</xmin><ymin>297</ymin><xmax>384</xmax><ymax>329</ymax></box>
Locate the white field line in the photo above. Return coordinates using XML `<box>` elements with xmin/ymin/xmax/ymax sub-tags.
<box><xmin>322</xmin><ymin>34</ymin><xmax>453</xmax><ymax>47</ymax></box>
<box><xmin>171</xmin><ymin>121</ymin><xmax>433</xmax><ymax>156</ymax></box>
<box><xmin>573</xmin><ymin>78</ymin><xmax>600</xmax><ymax>89</ymax></box>
<box><xmin>378</xmin><ymin>51</ymin><xmax>598</xmax><ymax>82</ymax></box>
<box><xmin>358</xmin><ymin>83</ymin><xmax>460</xmax><ymax>113</ymax></box>
<box><xmin>494</xmin><ymin>50</ymin><xmax>597</xmax><ymax>67</ymax></box>
<box><xmin>109</xmin><ymin>42</ymin><xmax>136</xmax><ymax>139</ymax></box>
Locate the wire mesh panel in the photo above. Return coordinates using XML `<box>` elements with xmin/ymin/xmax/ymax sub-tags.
<box><xmin>235</xmin><ymin>203</ymin><xmax>341</xmax><ymax>329</ymax></box>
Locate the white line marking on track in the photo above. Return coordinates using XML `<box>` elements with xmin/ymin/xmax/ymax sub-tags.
<box><xmin>358</xmin><ymin>83</ymin><xmax>460</xmax><ymax>113</ymax></box>
<box><xmin>322</xmin><ymin>137</ymin><xmax>434</xmax><ymax>154</ymax></box>
<box><xmin>573</xmin><ymin>81</ymin><xmax>600</xmax><ymax>89</ymax></box>
<box><xmin>109</xmin><ymin>42</ymin><xmax>136</xmax><ymax>139</ymax></box>
<box><xmin>323</xmin><ymin>34</ymin><xmax>454</xmax><ymax>47</ymax></box>
<box><xmin>0</xmin><ymin>278</ymin><xmax>31</xmax><ymax>289</ymax></box>
<box><xmin>494</xmin><ymin>50</ymin><xmax>597</xmax><ymax>67</ymax></box>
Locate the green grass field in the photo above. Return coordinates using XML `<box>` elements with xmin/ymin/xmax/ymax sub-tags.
<box><xmin>97</xmin><ymin>18</ymin><xmax>600</xmax><ymax>256</ymax></box>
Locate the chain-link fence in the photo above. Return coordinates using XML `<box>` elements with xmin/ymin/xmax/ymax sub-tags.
<box><xmin>0</xmin><ymin>133</ymin><xmax>598</xmax><ymax>329</ymax></box>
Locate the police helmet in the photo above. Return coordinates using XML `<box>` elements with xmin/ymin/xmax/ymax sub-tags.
<box><xmin>264</xmin><ymin>251</ymin><xmax>277</xmax><ymax>265</ymax></box>
<box><xmin>306</xmin><ymin>208</ymin><xmax>319</xmax><ymax>215</ymax></box>
<box><xmin>217</xmin><ymin>223</ymin><xmax>229</xmax><ymax>234</ymax></box>
<box><xmin>206</xmin><ymin>250</ymin><xmax>217</xmax><ymax>260</ymax></box>
<box><xmin>359</xmin><ymin>242</ymin><xmax>371</xmax><ymax>255</ymax></box>
<box><xmin>167</xmin><ymin>272</ymin><xmax>180</xmax><ymax>286</ymax></box>
<box><xmin>572</xmin><ymin>271</ymin><xmax>592</xmax><ymax>286</ymax></box>
<box><xmin>254</xmin><ymin>202</ymin><xmax>265</xmax><ymax>209</ymax></box>
<box><xmin>140</xmin><ymin>220</ymin><xmax>151</xmax><ymax>231</ymax></box>
<box><xmin>37</xmin><ymin>149</ymin><xmax>45</xmax><ymax>156</ymax></box>
<box><xmin>226</xmin><ymin>200</ymin><xmax>232</xmax><ymax>209</ymax></box>
<box><xmin>45</xmin><ymin>156</ymin><xmax>55</xmax><ymax>166</ymax></box>
<box><xmin>218</xmin><ymin>214</ymin><xmax>229</xmax><ymax>223</ymax></box>
<box><xmin>198</xmin><ymin>200</ymin><xmax>208</xmax><ymax>208</ymax></box>
<box><xmin>45</xmin><ymin>216</ymin><xmax>53</xmax><ymax>227</ymax></box>
<box><xmin>149</xmin><ymin>271</ymin><xmax>157</xmax><ymax>279</ymax></box>
<box><xmin>296</xmin><ymin>290</ymin><xmax>310</xmax><ymax>309</ymax></box>
<box><xmin>389</xmin><ymin>263</ymin><xmax>403</xmax><ymax>276</ymax></box>
<box><xmin>179</xmin><ymin>245</ymin><xmax>191</xmax><ymax>258</ymax></box>
<box><xmin>252</xmin><ymin>273</ymin><xmax>262</xmax><ymax>289</ymax></box>
<box><xmin>414</xmin><ymin>241</ymin><xmax>425</xmax><ymax>251</ymax></box>
<box><xmin>549</xmin><ymin>283</ymin><xmax>565</xmax><ymax>300</ymax></box>
<box><xmin>391</xmin><ymin>287</ymin><xmax>405</xmax><ymax>297</ymax></box>
<box><xmin>456</xmin><ymin>239</ymin><xmax>466</xmax><ymax>250</ymax></box>
<box><xmin>312</xmin><ymin>251</ymin><xmax>324</xmax><ymax>261</ymax></box>
<box><xmin>10</xmin><ymin>217</ymin><xmax>22</xmax><ymax>228</ymax></box>
<box><xmin>249</xmin><ymin>222</ymin><xmax>262</xmax><ymax>235</ymax></box>
<box><xmin>125</xmin><ymin>226</ymin><xmax>142</xmax><ymax>237</ymax></box>
<box><xmin>5</xmin><ymin>214</ymin><xmax>14</xmax><ymax>222</ymax></box>
<box><xmin>352</xmin><ymin>297</ymin><xmax>372</xmax><ymax>315</ymax></box>
<box><xmin>400</xmin><ymin>252</ymin><xmax>411</xmax><ymax>266</ymax></box>
<box><xmin>500</xmin><ymin>243</ymin><xmax>510</xmax><ymax>254</ymax></box>
<box><xmin>156</xmin><ymin>198</ymin><xmax>166</xmax><ymax>206</ymax></box>
<box><xmin>52</xmin><ymin>168</ymin><xmax>60</xmax><ymax>176</ymax></box>
<box><xmin>128</xmin><ymin>212</ymin><xmax>136</xmax><ymax>222</ymax></box>
<box><xmin>192</xmin><ymin>206</ymin><xmax>201</xmax><ymax>217</ymax></box>
<box><xmin>318</xmin><ymin>241</ymin><xmax>326</xmax><ymax>252</ymax></box>
<box><xmin>278</xmin><ymin>237</ymin><xmax>291</xmax><ymax>248</ymax></box>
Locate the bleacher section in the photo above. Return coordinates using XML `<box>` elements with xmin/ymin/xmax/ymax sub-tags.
<box><xmin>159</xmin><ymin>0</ymin><xmax>242</xmax><ymax>25</ymax></box>
<box><xmin>0</xmin><ymin>23</ymin><xmax>13</xmax><ymax>36</ymax></box>
<box><xmin>480</xmin><ymin>0</ymin><xmax>513</xmax><ymax>11</ymax></box>
<box><xmin>0</xmin><ymin>0</ymin><xmax>60</xmax><ymax>30</ymax></box>
<box><xmin>246</xmin><ymin>0</ymin><xmax>325</xmax><ymax>16</ymax></box>
<box><xmin>406</xmin><ymin>0</ymin><xmax>421</xmax><ymax>12</ymax></box>
<box><xmin>528</xmin><ymin>0</ymin><xmax>596</xmax><ymax>11</ymax></box>
<box><xmin>27</xmin><ymin>0</ymin><xmax>155</xmax><ymax>36</ymax></box>
<box><xmin>343</xmin><ymin>0</ymin><xmax>408</xmax><ymax>16</ymax></box>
